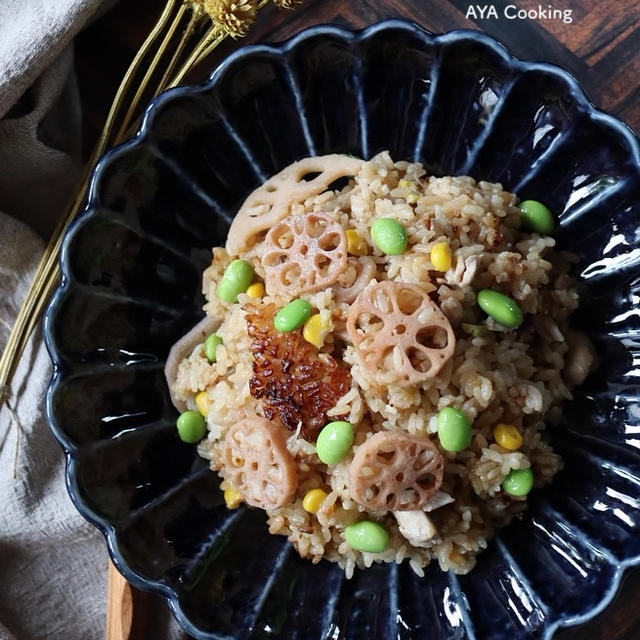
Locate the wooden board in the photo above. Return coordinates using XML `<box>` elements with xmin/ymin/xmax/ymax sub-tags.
<box><xmin>77</xmin><ymin>0</ymin><xmax>640</xmax><ymax>145</ymax></box>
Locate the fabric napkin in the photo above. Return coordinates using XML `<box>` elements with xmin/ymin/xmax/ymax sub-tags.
<box><xmin>0</xmin><ymin>1</ymin><xmax>195</xmax><ymax>636</ymax></box>
<box><xmin>1</xmin><ymin>2</ymin><xmax>137</xmax><ymax>639</ymax></box>
<box><xmin>0</xmin><ymin>28</ymin><xmax>108</xmax><ymax>640</ymax></box>
<box><xmin>0</xmin><ymin>0</ymin><xmax>104</xmax><ymax>120</ymax></box>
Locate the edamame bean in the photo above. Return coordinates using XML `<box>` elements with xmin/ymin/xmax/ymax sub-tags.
<box><xmin>177</xmin><ymin>410</ymin><xmax>206</xmax><ymax>443</ymax></box>
<box><xmin>217</xmin><ymin>259</ymin><xmax>254</xmax><ymax>303</ymax></box>
<box><xmin>204</xmin><ymin>333</ymin><xmax>223</xmax><ymax>363</ymax></box>
<box><xmin>477</xmin><ymin>289</ymin><xmax>523</xmax><ymax>328</ymax></box>
<box><xmin>315</xmin><ymin>421</ymin><xmax>354</xmax><ymax>465</ymax></box>
<box><xmin>437</xmin><ymin>407</ymin><xmax>472</xmax><ymax>452</ymax></box>
<box><xmin>502</xmin><ymin>468</ymin><xmax>534</xmax><ymax>496</ymax></box>
<box><xmin>519</xmin><ymin>200</ymin><xmax>554</xmax><ymax>235</ymax></box>
<box><xmin>344</xmin><ymin>521</ymin><xmax>389</xmax><ymax>553</ymax></box>
<box><xmin>370</xmin><ymin>218</ymin><xmax>408</xmax><ymax>255</ymax></box>
<box><xmin>274</xmin><ymin>298</ymin><xmax>312</xmax><ymax>332</ymax></box>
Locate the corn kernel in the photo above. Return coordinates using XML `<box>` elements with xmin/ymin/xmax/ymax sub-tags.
<box><xmin>224</xmin><ymin>485</ymin><xmax>243</xmax><ymax>509</ymax></box>
<box><xmin>246</xmin><ymin>282</ymin><xmax>265</xmax><ymax>299</ymax></box>
<box><xmin>302</xmin><ymin>488</ymin><xmax>328</xmax><ymax>514</ymax></box>
<box><xmin>398</xmin><ymin>179</ymin><xmax>414</xmax><ymax>189</ymax></box>
<box><xmin>406</xmin><ymin>193</ymin><xmax>419</xmax><ymax>204</ymax></box>
<box><xmin>303</xmin><ymin>313</ymin><xmax>331</xmax><ymax>348</ymax></box>
<box><xmin>195</xmin><ymin>391</ymin><xmax>212</xmax><ymax>417</ymax></box>
<box><xmin>345</xmin><ymin>229</ymin><xmax>368</xmax><ymax>256</ymax></box>
<box><xmin>493</xmin><ymin>423</ymin><xmax>523</xmax><ymax>451</ymax></box>
<box><xmin>430</xmin><ymin>242</ymin><xmax>452</xmax><ymax>271</ymax></box>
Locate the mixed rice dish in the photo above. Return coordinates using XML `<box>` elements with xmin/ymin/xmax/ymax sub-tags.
<box><xmin>165</xmin><ymin>152</ymin><xmax>594</xmax><ymax>577</ymax></box>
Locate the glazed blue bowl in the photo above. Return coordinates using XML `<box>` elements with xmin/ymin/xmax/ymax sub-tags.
<box><xmin>45</xmin><ymin>20</ymin><xmax>640</xmax><ymax>640</ymax></box>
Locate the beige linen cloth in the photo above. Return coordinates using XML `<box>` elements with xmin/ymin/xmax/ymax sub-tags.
<box><xmin>0</xmin><ymin>2</ymin><xmax>189</xmax><ymax>638</ymax></box>
<box><xmin>0</xmin><ymin>3</ymin><xmax>107</xmax><ymax>638</ymax></box>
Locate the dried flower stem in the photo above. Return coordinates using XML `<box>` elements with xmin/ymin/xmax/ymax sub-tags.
<box><xmin>114</xmin><ymin>1</ymin><xmax>192</xmax><ymax>142</ymax></box>
<box><xmin>0</xmin><ymin>0</ymin><xmax>303</xmax><ymax>411</ymax></box>
<box><xmin>169</xmin><ymin>25</ymin><xmax>224</xmax><ymax>87</ymax></box>
<box><xmin>194</xmin><ymin>31</ymin><xmax>227</xmax><ymax>67</ymax></box>
<box><xmin>98</xmin><ymin>0</ymin><xmax>183</xmax><ymax>162</ymax></box>
<box><xmin>0</xmin><ymin>0</ymin><xmax>184</xmax><ymax>407</ymax></box>
<box><xmin>155</xmin><ymin>3</ymin><xmax>205</xmax><ymax>95</ymax></box>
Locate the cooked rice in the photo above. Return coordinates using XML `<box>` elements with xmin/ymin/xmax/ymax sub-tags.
<box><xmin>171</xmin><ymin>151</ymin><xmax>589</xmax><ymax>577</ymax></box>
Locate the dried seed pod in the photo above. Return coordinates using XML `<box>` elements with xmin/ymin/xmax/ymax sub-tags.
<box><xmin>348</xmin><ymin>431</ymin><xmax>444</xmax><ymax>511</ymax></box>
<box><xmin>262</xmin><ymin>212</ymin><xmax>347</xmax><ymax>296</ymax></box>
<box><xmin>346</xmin><ymin>281</ymin><xmax>455</xmax><ymax>385</ymax></box>
<box><xmin>332</xmin><ymin>256</ymin><xmax>377</xmax><ymax>304</ymax></box>
<box><xmin>222</xmin><ymin>416</ymin><xmax>298</xmax><ymax>510</ymax></box>
<box><xmin>226</xmin><ymin>154</ymin><xmax>363</xmax><ymax>255</ymax></box>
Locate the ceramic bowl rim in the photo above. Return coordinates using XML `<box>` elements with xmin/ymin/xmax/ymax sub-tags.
<box><xmin>44</xmin><ymin>19</ymin><xmax>640</xmax><ymax>640</ymax></box>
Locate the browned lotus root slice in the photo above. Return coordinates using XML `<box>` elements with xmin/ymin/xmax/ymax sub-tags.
<box><xmin>346</xmin><ymin>281</ymin><xmax>455</xmax><ymax>384</ymax></box>
<box><xmin>332</xmin><ymin>257</ymin><xmax>377</xmax><ymax>304</ymax></box>
<box><xmin>244</xmin><ymin>302</ymin><xmax>351</xmax><ymax>441</ymax></box>
<box><xmin>262</xmin><ymin>212</ymin><xmax>347</xmax><ymax>296</ymax></box>
<box><xmin>348</xmin><ymin>431</ymin><xmax>444</xmax><ymax>511</ymax></box>
<box><xmin>222</xmin><ymin>416</ymin><xmax>298</xmax><ymax>510</ymax></box>
<box><xmin>226</xmin><ymin>154</ymin><xmax>363</xmax><ymax>255</ymax></box>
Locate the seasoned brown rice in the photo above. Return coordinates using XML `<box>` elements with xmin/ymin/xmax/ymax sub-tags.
<box><xmin>167</xmin><ymin>151</ymin><xmax>592</xmax><ymax>577</ymax></box>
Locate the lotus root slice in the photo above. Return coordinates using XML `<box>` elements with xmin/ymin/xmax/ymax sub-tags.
<box><xmin>262</xmin><ymin>211</ymin><xmax>347</xmax><ymax>296</ymax></box>
<box><xmin>222</xmin><ymin>416</ymin><xmax>298</xmax><ymax>510</ymax></box>
<box><xmin>332</xmin><ymin>256</ymin><xmax>377</xmax><ymax>304</ymax></box>
<box><xmin>348</xmin><ymin>431</ymin><xmax>444</xmax><ymax>511</ymax></box>
<box><xmin>226</xmin><ymin>154</ymin><xmax>364</xmax><ymax>254</ymax></box>
<box><xmin>346</xmin><ymin>281</ymin><xmax>455</xmax><ymax>384</ymax></box>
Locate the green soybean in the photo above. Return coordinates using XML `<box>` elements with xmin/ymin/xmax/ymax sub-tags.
<box><xmin>274</xmin><ymin>298</ymin><xmax>312</xmax><ymax>332</ymax></box>
<box><xmin>519</xmin><ymin>200</ymin><xmax>554</xmax><ymax>235</ymax></box>
<box><xmin>344</xmin><ymin>521</ymin><xmax>389</xmax><ymax>553</ymax></box>
<box><xmin>204</xmin><ymin>334</ymin><xmax>223</xmax><ymax>363</ymax></box>
<box><xmin>217</xmin><ymin>259</ymin><xmax>254</xmax><ymax>303</ymax></box>
<box><xmin>370</xmin><ymin>218</ymin><xmax>408</xmax><ymax>255</ymax></box>
<box><xmin>502</xmin><ymin>468</ymin><xmax>534</xmax><ymax>496</ymax></box>
<box><xmin>177</xmin><ymin>410</ymin><xmax>206</xmax><ymax>443</ymax></box>
<box><xmin>316</xmin><ymin>421</ymin><xmax>354</xmax><ymax>465</ymax></box>
<box><xmin>477</xmin><ymin>289</ymin><xmax>523</xmax><ymax>328</ymax></box>
<box><xmin>437</xmin><ymin>407</ymin><xmax>472</xmax><ymax>452</ymax></box>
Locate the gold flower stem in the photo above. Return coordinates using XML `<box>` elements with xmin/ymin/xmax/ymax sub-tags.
<box><xmin>193</xmin><ymin>30</ymin><xmax>230</xmax><ymax>67</ymax></box>
<box><xmin>0</xmin><ymin>0</ymin><xmax>183</xmax><ymax>407</ymax></box>
<box><xmin>25</xmin><ymin>269</ymin><xmax>58</xmax><ymax>344</ymax></box>
<box><xmin>97</xmin><ymin>0</ymin><xmax>181</xmax><ymax>157</ymax></box>
<box><xmin>0</xmin><ymin>0</ymin><xmax>303</xmax><ymax>410</ymax></box>
<box><xmin>114</xmin><ymin>1</ymin><xmax>191</xmax><ymax>143</ymax></box>
<box><xmin>155</xmin><ymin>4</ymin><xmax>204</xmax><ymax>98</ymax></box>
<box><xmin>169</xmin><ymin>27</ymin><xmax>223</xmax><ymax>88</ymax></box>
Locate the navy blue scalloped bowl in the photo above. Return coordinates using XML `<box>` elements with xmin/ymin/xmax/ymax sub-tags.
<box><xmin>44</xmin><ymin>20</ymin><xmax>640</xmax><ymax>640</ymax></box>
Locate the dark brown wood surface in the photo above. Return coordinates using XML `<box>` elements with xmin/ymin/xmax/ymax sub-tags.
<box><xmin>74</xmin><ymin>2</ymin><xmax>640</xmax><ymax>639</ymax></box>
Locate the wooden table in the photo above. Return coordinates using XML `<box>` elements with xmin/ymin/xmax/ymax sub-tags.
<box><xmin>76</xmin><ymin>1</ymin><xmax>640</xmax><ymax>638</ymax></box>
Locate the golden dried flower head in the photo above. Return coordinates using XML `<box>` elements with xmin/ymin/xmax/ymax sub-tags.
<box><xmin>272</xmin><ymin>0</ymin><xmax>303</xmax><ymax>8</ymax></box>
<box><xmin>204</xmin><ymin>0</ymin><xmax>258</xmax><ymax>38</ymax></box>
